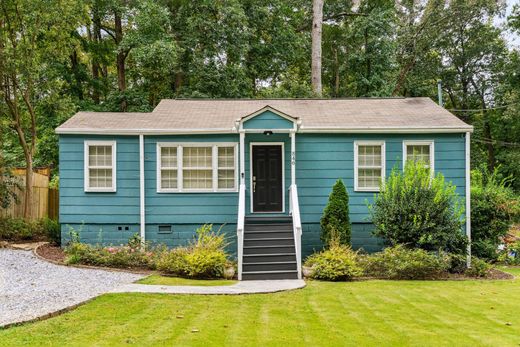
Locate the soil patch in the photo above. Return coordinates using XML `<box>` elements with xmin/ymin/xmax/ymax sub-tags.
<box><xmin>35</xmin><ymin>244</ymin><xmax>66</xmax><ymax>263</ymax></box>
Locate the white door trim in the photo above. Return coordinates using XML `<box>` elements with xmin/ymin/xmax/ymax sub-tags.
<box><xmin>249</xmin><ymin>142</ymin><xmax>285</xmax><ymax>214</ymax></box>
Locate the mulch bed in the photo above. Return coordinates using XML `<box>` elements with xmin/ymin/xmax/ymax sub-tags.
<box><xmin>35</xmin><ymin>243</ymin><xmax>66</xmax><ymax>264</ymax></box>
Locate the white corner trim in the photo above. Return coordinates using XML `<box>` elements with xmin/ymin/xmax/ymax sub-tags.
<box><xmin>354</xmin><ymin>140</ymin><xmax>386</xmax><ymax>192</ymax></box>
<box><xmin>139</xmin><ymin>134</ymin><xmax>145</xmax><ymax>244</ymax></box>
<box><xmin>249</xmin><ymin>142</ymin><xmax>285</xmax><ymax>214</ymax></box>
<box><xmin>156</xmin><ymin>142</ymin><xmax>239</xmax><ymax>193</ymax></box>
<box><xmin>402</xmin><ymin>140</ymin><xmax>435</xmax><ymax>173</ymax></box>
<box><xmin>465</xmin><ymin>132</ymin><xmax>471</xmax><ymax>267</ymax></box>
<box><xmin>84</xmin><ymin>140</ymin><xmax>117</xmax><ymax>193</ymax></box>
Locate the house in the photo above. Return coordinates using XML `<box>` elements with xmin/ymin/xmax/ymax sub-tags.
<box><xmin>56</xmin><ymin>98</ymin><xmax>473</xmax><ymax>280</ymax></box>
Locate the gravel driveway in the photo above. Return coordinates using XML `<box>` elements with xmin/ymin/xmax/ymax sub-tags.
<box><xmin>0</xmin><ymin>249</ymin><xmax>144</xmax><ymax>327</ymax></box>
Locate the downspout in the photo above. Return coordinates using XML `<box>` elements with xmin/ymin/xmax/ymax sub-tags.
<box><xmin>139</xmin><ymin>134</ymin><xmax>146</xmax><ymax>247</ymax></box>
<box><xmin>465</xmin><ymin>131</ymin><xmax>471</xmax><ymax>267</ymax></box>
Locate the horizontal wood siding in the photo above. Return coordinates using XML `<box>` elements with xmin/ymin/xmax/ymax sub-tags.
<box><xmin>296</xmin><ymin>133</ymin><xmax>466</xmax><ymax>253</ymax></box>
<box><xmin>242</xmin><ymin>110</ymin><xmax>294</xmax><ymax>129</ymax></box>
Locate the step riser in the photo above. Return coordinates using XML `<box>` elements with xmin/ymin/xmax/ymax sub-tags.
<box><xmin>244</xmin><ymin>254</ymin><xmax>296</xmax><ymax>263</ymax></box>
<box><xmin>243</xmin><ymin>263</ymin><xmax>297</xmax><ymax>272</ymax></box>
<box><xmin>245</xmin><ymin>218</ymin><xmax>292</xmax><ymax>225</ymax></box>
<box><xmin>245</xmin><ymin>231</ymin><xmax>293</xmax><ymax>239</ymax></box>
<box><xmin>245</xmin><ymin>225</ymin><xmax>293</xmax><ymax>232</ymax></box>
<box><xmin>242</xmin><ymin>272</ymin><xmax>299</xmax><ymax>280</ymax></box>
<box><xmin>244</xmin><ymin>239</ymin><xmax>294</xmax><ymax>246</ymax></box>
<box><xmin>244</xmin><ymin>246</ymin><xmax>295</xmax><ymax>255</ymax></box>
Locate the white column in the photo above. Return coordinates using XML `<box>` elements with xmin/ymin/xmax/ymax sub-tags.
<box><xmin>139</xmin><ymin>134</ymin><xmax>145</xmax><ymax>246</ymax></box>
<box><xmin>240</xmin><ymin>131</ymin><xmax>245</xmax><ymax>185</ymax></box>
<box><xmin>290</xmin><ymin>130</ymin><xmax>296</xmax><ymax>186</ymax></box>
<box><xmin>465</xmin><ymin>131</ymin><xmax>471</xmax><ymax>267</ymax></box>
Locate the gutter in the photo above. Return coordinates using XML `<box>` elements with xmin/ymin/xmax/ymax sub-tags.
<box><xmin>139</xmin><ymin>134</ymin><xmax>146</xmax><ymax>246</ymax></box>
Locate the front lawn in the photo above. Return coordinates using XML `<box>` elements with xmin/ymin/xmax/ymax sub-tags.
<box><xmin>2</xmin><ymin>269</ymin><xmax>520</xmax><ymax>346</ymax></box>
<box><xmin>137</xmin><ymin>275</ymin><xmax>237</xmax><ymax>286</ymax></box>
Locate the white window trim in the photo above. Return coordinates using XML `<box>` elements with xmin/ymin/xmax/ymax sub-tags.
<box><xmin>402</xmin><ymin>140</ymin><xmax>435</xmax><ymax>173</ymax></box>
<box><xmin>84</xmin><ymin>140</ymin><xmax>117</xmax><ymax>192</ymax></box>
<box><xmin>354</xmin><ymin>140</ymin><xmax>386</xmax><ymax>192</ymax></box>
<box><xmin>157</xmin><ymin>142</ymin><xmax>239</xmax><ymax>193</ymax></box>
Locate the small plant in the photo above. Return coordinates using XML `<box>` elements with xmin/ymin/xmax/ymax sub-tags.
<box><xmin>320</xmin><ymin>179</ymin><xmax>351</xmax><ymax>246</ymax></box>
<box><xmin>363</xmin><ymin>245</ymin><xmax>449</xmax><ymax>280</ymax></box>
<box><xmin>465</xmin><ymin>257</ymin><xmax>492</xmax><ymax>278</ymax></box>
<box><xmin>304</xmin><ymin>233</ymin><xmax>361</xmax><ymax>281</ymax></box>
<box><xmin>369</xmin><ymin>161</ymin><xmax>467</xmax><ymax>254</ymax></box>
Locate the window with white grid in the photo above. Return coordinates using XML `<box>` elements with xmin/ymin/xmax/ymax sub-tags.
<box><xmin>355</xmin><ymin>141</ymin><xmax>385</xmax><ymax>191</ymax></box>
<box><xmin>404</xmin><ymin>141</ymin><xmax>434</xmax><ymax>171</ymax></box>
<box><xmin>84</xmin><ymin>141</ymin><xmax>116</xmax><ymax>192</ymax></box>
<box><xmin>157</xmin><ymin>143</ymin><xmax>237</xmax><ymax>192</ymax></box>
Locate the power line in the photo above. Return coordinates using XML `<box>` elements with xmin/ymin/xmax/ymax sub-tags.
<box><xmin>448</xmin><ymin>102</ymin><xmax>520</xmax><ymax>112</ymax></box>
<box><xmin>472</xmin><ymin>137</ymin><xmax>520</xmax><ymax>148</ymax></box>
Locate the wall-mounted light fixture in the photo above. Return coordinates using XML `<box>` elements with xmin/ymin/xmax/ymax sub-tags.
<box><xmin>263</xmin><ymin>130</ymin><xmax>273</xmax><ymax>136</ymax></box>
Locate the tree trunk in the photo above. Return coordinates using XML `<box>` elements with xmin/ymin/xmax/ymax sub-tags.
<box><xmin>91</xmin><ymin>9</ymin><xmax>102</xmax><ymax>104</ymax></box>
<box><xmin>311</xmin><ymin>0</ymin><xmax>324</xmax><ymax>96</ymax></box>
<box><xmin>334</xmin><ymin>47</ymin><xmax>340</xmax><ymax>97</ymax></box>
<box><xmin>114</xmin><ymin>10</ymin><xmax>127</xmax><ymax>111</ymax></box>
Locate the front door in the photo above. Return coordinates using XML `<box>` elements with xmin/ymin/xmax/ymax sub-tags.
<box><xmin>252</xmin><ymin>145</ymin><xmax>283</xmax><ymax>212</ymax></box>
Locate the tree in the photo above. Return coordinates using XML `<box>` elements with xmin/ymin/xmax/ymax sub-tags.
<box><xmin>321</xmin><ymin>179</ymin><xmax>351</xmax><ymax>246</ymax></box>
<box><xmin>311</xmin><ymin>0</ymin><xmax>324</xmax><ymax>95</ymax></box>
<box><xmin>0</xmin><ymin>0</ymin><xmax>84</xmax><ymax>218</ymax></box>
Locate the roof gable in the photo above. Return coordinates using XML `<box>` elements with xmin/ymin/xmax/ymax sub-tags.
<box><xmin>241</xmin><ymin>107</ymin><xmax>296</xmax><ymax>130</ymax></box>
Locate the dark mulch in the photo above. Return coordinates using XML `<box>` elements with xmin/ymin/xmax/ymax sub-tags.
<box><xmin>443</xmin><ymin>268</ymin><xmax>515</xmax><ymax>281</ymax></box>
<box><xmin>36</xmin><ymin>243</ymin><xmax>66</xmax><ymax>264</ymax></box>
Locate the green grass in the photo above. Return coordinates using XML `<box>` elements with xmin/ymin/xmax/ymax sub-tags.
<box><xmin>137</xmin><ymin>275</ymin><xmax>237</xmax><ymax>286</ymax></box>
<box><xmin>2</xmin><ymin>269</ymin><xmax>520</xmax><ymax>346</ymax></box>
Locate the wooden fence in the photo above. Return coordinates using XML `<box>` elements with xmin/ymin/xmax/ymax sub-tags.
<box><xmin>0</xmin><ymin>168</ymin><xmax>59</xmax><ymax>220</ymax></box>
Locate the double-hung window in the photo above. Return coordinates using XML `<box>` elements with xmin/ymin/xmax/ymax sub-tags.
<box><xmin>157</xmin><ymin>143</ymin><xmax>237</xmax><ymax>192</ymax></box>
<box><xmin>403</xmin><ymin>141</ymin><xmax>434</xmax><ymax>171</ymax></box>
<box><xmin>84</xmin><ymin>141</ymin><xmax>116</xmax><ymax>192</ymax></box>
<box><xmin>354</xmin><ymin>141</ymin><xmax>385</xmax><ymax>192</ymax></box>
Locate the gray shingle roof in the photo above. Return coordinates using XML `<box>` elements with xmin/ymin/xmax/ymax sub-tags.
<box><xmin>56</xmin><ymin>97</ymin><xmax>472</xmax><ymax>134</ymax></box>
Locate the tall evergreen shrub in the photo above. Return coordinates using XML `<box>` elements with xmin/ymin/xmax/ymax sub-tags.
<box><xmin>321</xmin><ymin>179</ymin><xmax>351</xmax><ymax>246</ymax></box>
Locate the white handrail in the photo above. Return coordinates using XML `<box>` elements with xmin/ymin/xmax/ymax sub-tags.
<box><xmin>237</xmin><ymin>183</ymin><xmax>246</xmax><ymax>280</ymax></box>
<box><xmin>289</xmin><ymin>184</ymin><xmax>302</xmax><ymax>279</ymax></box>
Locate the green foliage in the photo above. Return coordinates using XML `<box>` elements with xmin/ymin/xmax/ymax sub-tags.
<box><xmin>471</xmin><ymin>169</ymin><xmax>520</xmax><ymax>260</ymax></box>
<box><xmin>320</xmin><ymin>179</ymin><xmax>351</xmax><ymax>246</ymax></box>
<box><xmin>465</xmin><ymin>257</ymin><xmax>492</xmax><ymax>278</ymax></box>
<box><xmin>370</xmin><ymin>161</ymin><xmax>467</xmax><ymax>254</ymax></box>
<box><xmin>304</xmin><ymin>239</ymin><xmax>362</xmax><ymax>281</ymax></box>
<box><xmin>0</xmin><ymin>217</ymin><xmax>58</xmax><ymax>242</ymax></box>
<box><xmin>498</xmin><ymin>240</ymin><xmax>520</xmax><ymax>265</ymax></box>
<box><xmin>362</xmin><ymin>245</ymin><xmax>449</xmax><ymax>280</ymax></box>
<box><xmin>156</xmin><ymin>224</ymin><xmax>228</xmax><ymax>279</ymax></box>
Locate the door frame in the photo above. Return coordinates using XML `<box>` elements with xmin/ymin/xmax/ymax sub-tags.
<box><xmin>249</xmin><ymin>142</ymin><xmax>285</xmax><ymax>214</ymax></box>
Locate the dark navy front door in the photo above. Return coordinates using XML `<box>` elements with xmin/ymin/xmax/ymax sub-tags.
<box><xmin>252</xmin><ymin>145</ymin><xmax>283</xmax><ymax>212</ymax></box>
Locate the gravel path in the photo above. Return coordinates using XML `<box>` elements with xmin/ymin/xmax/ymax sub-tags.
<box><xmin>0</xmin><ymin>249</ymin><xmax>144</xmax><ymax>327</ymax></box>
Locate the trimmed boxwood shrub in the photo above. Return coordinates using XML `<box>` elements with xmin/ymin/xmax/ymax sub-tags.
<box><xmin>320</xmin><ymin>179</ymin><xmax>351</xmax><ymax>246</ymax></box>
<box><xmin>369</xmin><ymin>161</ymin><xmax>467</xmax><ymax>254</ymax></box>
<box><xmin>304</xmin><ymin>240</ymin><xmax>361</xmax><ymax>281</ymax></box>
<box><xmin>362</xmin><ymin>245</ymin><xmax>449</xmax><ymax>280</ymax></box>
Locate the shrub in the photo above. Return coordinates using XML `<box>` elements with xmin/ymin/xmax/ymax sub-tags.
<box><xmin>320</xmin><ymin>179</ymin><xmax>351</xmax><ymax>246</ymax></box>
<box><xmin>154</xmin><ymin>224</ymin><xmax>229</xmax><ymax>279</ymax></box>
<box><xmin>369</xmin><ymin>161</ymin><xmax>467</xmax><ymax>254</ymax></box>
<box><xmin>37</xmin><ymin>218</ymin><xmax>61</xmax><ymax>245</ymax></box>
<box><xmin>497</xmin><ymin>240</ymin><xmax>520</xmax><ymax>265</ymax></box>
<box><xmin>363</xmin><ymin>245</ymin><xmax>449</xmax><ymax>280</ymax></box>
<box><xmin>0</xmin><ymin>217</ymin><xmax>46</xmax><ymax>241</ymax></box>
<box><xmin>465</xmin><ymin>257</ymin><xmax>492</xmax><ymax>278</ymax></box>
<box><xmin>471</xmin><ymin>169</ymin><xmax>520</xmax><ymax>260</ymax></box>
<box><xmin>304</xmin><ymin>238</ymin><xmax>362</xmax><ymax>281</ymax></box>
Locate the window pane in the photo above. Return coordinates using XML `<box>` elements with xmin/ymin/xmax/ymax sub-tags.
<box><xmin>89</xmin><ymin>168</ymin><xmax>112</xmax><ymax>188</ymax></box>
<box><xmin>218</xmin><ymin>147</ymin><xmax>234</xmax><ymax>168</ymax></box>
<box><xmin>161</xmin><ymin>169</ymin><xmax>177</xmax><ymax>189</ymax></box>
<box><xmin>358</xmin><ymin>168</ymin><xmax>381</xmax><ymax>188</ymax></box>
<box><xmin>183</xmin><ymin>169</ymin><xmax>212</xmax><ymax>189</ymax></box>
<box><xmin>358</xmin><ymin>145</ymin><xmax>382</xmax><ymax>167</ymax></box>
<box><xmin>183</xmin><ymin>147</ymin><xmax>212</xmax><ymax>168</ymax></box>
<box><xmin>406</xmin><ymin>145</ymin><xmax>430</xmax><ymax>165</ymax></box>
<box><xmin>218</xmin><ymin>169</ymin><xmax>235</xmax><ymax>189</ymax></box>
<box><xmin>161</xmin><ymin>147</ymin><xmax>177</xmax><ymax>168</ymax></box>
<box><xmin>89</xmin><ymin>145</ymin><xmax>112</xmax><ymax>167</ymax></box>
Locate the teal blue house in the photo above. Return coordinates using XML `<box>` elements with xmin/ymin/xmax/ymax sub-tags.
<box><xmin>56</xmin><ymin>98</ymin><xmax>473</xmax><ymax>280</ymax></box>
